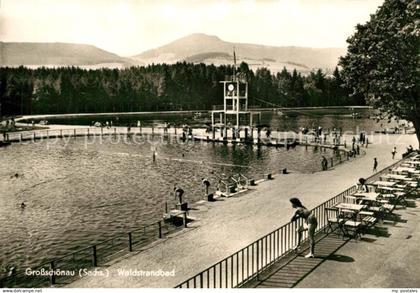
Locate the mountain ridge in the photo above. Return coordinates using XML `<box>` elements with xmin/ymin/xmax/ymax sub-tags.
<box><xmin>0</xmin><ymin>42</ymin><xmax>140</xmax><ymax>68</ymax></box>
<box><xmin>132</xmin><ymin>33</ymin><xmax>346</xmax><ymax>73</ymax></box>
<box><xmin>0</xmin><ymin>34</ymin><xmax>346</xmax><ymax>73</ymax></box>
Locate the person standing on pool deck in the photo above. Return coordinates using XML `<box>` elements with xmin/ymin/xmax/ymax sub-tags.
<box><xmin>373</xmin><ymin>158</ymin><xmax>378</xmax><ymax>172</ymax></box>
<box><xmin>202</xmin><ymin>178</ymin><xmax>210</xmax><ymax>195</ymax></box>
<box><xmin>174</xmin><ymin>186</ymin><xmax>184</xmax><ymax>204</ymax></box>
<box><xmin>391</xmin><ymin>147</ymin><xmax>397</xmax><ymax>159</ymax></box>
<box><xmin>290</xmin><ymin>197</ymin><xmax>318</xmax><ymax>258</ymax></box>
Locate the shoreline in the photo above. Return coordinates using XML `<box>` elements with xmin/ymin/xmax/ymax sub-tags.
<box><xmin>7</xmin><ymin>106</ymin><xmax>377</xmax><ymax>124</ymax></box>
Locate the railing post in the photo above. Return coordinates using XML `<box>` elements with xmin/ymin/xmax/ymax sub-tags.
<box><xmin>330</xmin><ymin>158</ymin><xmax>334</xmax><ymax>167</ymax></box>
<box><xmin>128</xmin><ymin>232</ymin><xmax>133</xmax><ymax>252</ymax></box>
<box><xmin>256</xmin><ymin>240</ymin><xmax>260</xmax><ymax>281</ymax></box>
<box><xmin>50</xmin><ymin>261</ymin><xmax>56</xmax><ymax>285</ymax></box>
<box><xmin>87</xmin><ymin>128</ymin><xmax>90</xmax><ymax>136</ymax></box>
<box><xmin>92</xmin><ymin>245</ymin><xmax>97</xmax><ymax>267</ymax></box>
<box><xmin>158</xmin><ymin>221</ymin><xmax>162</xmax><ymax>238</ymax></box>
<box><xmin>33</xmin><ymin>132</ymin><xmax>36</xmax><ymax>140</ymax></box>
<box><xmin>74</xmin><ymin>129</ymin><xmax>76</xmax><ymax>136</ymax></box>
<box><xmin>20</xmin><ymin>133</ymin><xmax>23</xmax><ymax>141</ymax></box>
<box><xmin>60</xmin><ymin>130</ymin><xmax>62</xmax><ymax>137</ymax></box>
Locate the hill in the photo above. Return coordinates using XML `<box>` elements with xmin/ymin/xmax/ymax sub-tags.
<box><xmin>0</xmin><ymin>42</ymin><xmax>141</xmax><ymax>68</ymax></box>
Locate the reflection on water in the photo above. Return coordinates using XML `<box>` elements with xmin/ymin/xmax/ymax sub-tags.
<box><xmin>0</xmin><ymin>136</ymin><xmax>334</xmax><ymax>272</ymax></box>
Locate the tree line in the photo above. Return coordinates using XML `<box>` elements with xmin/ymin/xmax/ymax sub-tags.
<box><xmin>0</xmin><ymin>62</ymin><xmax>363</xmax><ymax>116</ymax></box>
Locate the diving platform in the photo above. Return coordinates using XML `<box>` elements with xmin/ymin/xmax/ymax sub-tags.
<box><xmin>210</xmin><ymin>74</ymin><xmax>261</xmax><ymax>137</ymax></box>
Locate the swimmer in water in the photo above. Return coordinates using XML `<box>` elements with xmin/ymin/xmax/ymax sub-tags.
<box><xmin>20</xmin><ymin>202</ymin><xmax>26</xmax><ymax>209</ymax></box>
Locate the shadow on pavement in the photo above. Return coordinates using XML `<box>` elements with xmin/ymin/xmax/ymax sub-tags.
<box><xmin>324</xmin><ymin>254</ymin><xmax>355</xmax><ymax>263</ymax></box>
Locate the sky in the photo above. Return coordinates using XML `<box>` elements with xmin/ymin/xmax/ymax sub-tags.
<box><xmin>0</xmin><ymin>0</ymin><xmax>384</xmax><ymax>56</ymax></box>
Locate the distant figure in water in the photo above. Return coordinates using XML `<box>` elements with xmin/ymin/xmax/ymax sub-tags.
<box><xmin>3</xmin><ymin>266</ymin><xmax>16</xmax><ymax>277</ymax></box>
<box><xmin>20</xmin><ymin>202</ymin><xmax>26</xmax><ymax>209</ymax></box>
<box><xmin>11</xmin><ymin>173</ymin><xmax>19</xmax><ymax>179</ymax></box>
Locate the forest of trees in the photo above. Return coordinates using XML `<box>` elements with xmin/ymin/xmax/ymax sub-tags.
<box><xmin>0</xmin><ymin>62</ymin><xmax>364</xmax><ymax>116</ymax></box>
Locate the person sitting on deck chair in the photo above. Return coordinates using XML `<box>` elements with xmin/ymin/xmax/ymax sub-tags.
<box><xmin>290</xmin><ymin>197</ymin><xmax>318</xmax><ymax>258</ymax></box>
<box><xmin>358</xmin><ymin>178</ymin><xmax>368</xmax><ymax>192</ymax></box>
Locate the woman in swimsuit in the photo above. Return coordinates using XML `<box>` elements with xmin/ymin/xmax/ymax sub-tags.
<box><xmin>290</xmin><ymin>197</ymin><xmax>318</xmax><ymax>258</ymax></box>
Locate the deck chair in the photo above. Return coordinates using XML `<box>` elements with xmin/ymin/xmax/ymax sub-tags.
<box><xmin>369</xmin><ymin>201</ymin><xmax>397</xmax><ymax>221</ymax></box>
<box><xmin>325</xmin><ymin>207</ymin><xmax>345</xmax><ymax>235</ymax></box>
<box><xmin>390</xmin><ymin>191</ymin><xmax>408</xmax><ymax>207</ymax></box>
<box><xmin>342</xmin><ymin>219</ymin><xmax>363</xmax><ymax>239</ymax></box>
<box><xmin>344</xmin><ymin>195</ymin><xmax>357</xmax><ymax>204</ymax></box>
<box><xmin>358</xmin><ymin>211</ymin><xmax>377</xmax><ymax>234</ymax></box>
<box><xmin>365</xmin><ymin>184</ymin><xmax>376</xmax><ymax>193</ymax></box>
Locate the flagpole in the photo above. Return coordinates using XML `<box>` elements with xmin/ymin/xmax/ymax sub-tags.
<box><xmin>233</xmin><ymin>47</ymin><xmax>236</xmax><ymax>81</ymax></box>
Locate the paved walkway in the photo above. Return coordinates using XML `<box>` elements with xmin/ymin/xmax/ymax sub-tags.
<box><xmin>245</xmin><ymin>197</ymin><xmax>420</xmax><ymax>288</ymax></box>
<box><xmin>295</xmin><ymin>199</ymin><xmax>420</xmax><ymax>288</ymax></box>
<box><xmin>62</xmin><ymin>133</ymin><xmax>417</xmax><ymax>288</ymax></box>
<box><xmin>250</xmin><ymin>235</ymin><xmax>348</xmax><ymax>288</ymax></box>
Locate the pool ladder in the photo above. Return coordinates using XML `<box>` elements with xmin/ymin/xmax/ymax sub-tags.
<box><xmin>217</xmin><ymin>173</ymin><xmax>249</xmax><ymax>196</ymax></box>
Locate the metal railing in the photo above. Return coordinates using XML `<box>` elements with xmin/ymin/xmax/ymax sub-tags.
<box><xmin>175</xmin><ymin>155</ymin><xmax>411</xmax><ymax>288</ymax></box>
<box><xmin>0</xmin><ymin>220</ymin><xmax>182</xmax><ymax>288</ymax></box>
<box><xmin>230</xmin><ymin>174</ymin><xmax>248</xmax><ymax>190</ymax></box>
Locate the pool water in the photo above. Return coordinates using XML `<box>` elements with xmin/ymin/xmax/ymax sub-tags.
<box><xmin>0</xmin><ymin>136</ymin><xmax>335</xmax><ymax>273</ymax></box>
